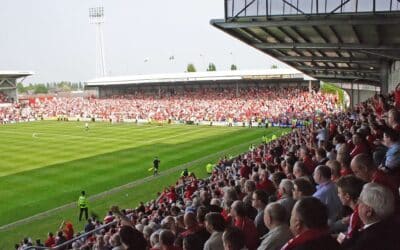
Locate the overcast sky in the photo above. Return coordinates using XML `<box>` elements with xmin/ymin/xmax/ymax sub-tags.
<box><xmin>0</xmin><ymin>0</ymin><xmax>288</xmax><ymax>83</ymax></box>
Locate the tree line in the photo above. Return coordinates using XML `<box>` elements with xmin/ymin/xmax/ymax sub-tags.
<box><xmin>186</xmin><ymin>63</ymin><xmax>277</xmax><ymax>72</ymax></box>
<box><xmin>17</xmin><ymin>82</ymin><xmax>84</xmax><ymax>94</ymax></box>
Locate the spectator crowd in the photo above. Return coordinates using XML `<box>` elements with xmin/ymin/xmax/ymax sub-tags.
<box><xmin>1</xmin><ymin>87</ymin><xmax>338</xmax><ymax>124</ymax></box>
<box><xmin>14</xmin><ymin>84</ymin><xmax>400</xmax><ymax>250</ymax></box>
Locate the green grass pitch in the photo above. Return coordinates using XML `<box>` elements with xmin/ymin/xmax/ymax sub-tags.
<box><xmin>0</xmin><ymin>121</ymin><xmax>286</xmax><ymax>247</ymax></box>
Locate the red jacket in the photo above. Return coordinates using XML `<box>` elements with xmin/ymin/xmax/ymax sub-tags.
<box><xmin>256</xmin><ymin>179</ymin><xmax>276</xmax><ymax>195</ymax></box>
<box><xmin>350</xmin><ymin>144</ymin><xmax>369</xmax><ymax>158</ymax></box>
<box><xmin>234</xmin><ymin>217</ymin><xmax>259</xmax><ymax>250</ymax></box>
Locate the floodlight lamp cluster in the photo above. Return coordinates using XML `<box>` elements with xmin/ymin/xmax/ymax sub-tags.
<box><xmin>89</xmin><ymin>7</ymin><xmax>104</xmax><ymax>23</ymax></box>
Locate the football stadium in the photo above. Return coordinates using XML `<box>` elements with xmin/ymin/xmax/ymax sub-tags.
<box><xmin>1</xmin><ymin>0</ymin><xmax>400</xmax><ymax>249</ymax></box>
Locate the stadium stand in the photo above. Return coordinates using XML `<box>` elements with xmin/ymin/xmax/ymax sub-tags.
<box><xmin>17</xmin><ymin>84</ymin><xmax>400</xmax><ymax>250</ymax></box>
<box><xmin>0</xmin><ymin>91</ymin><xmax>11</xmax><ymax>103</ymax></box>
<box><xmin>0</xmin><ymin>86</ymin><xmax>338</xmax><ymax>125</ymax></box>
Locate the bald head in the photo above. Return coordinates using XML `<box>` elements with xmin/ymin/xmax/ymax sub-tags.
<box><xmin>231</xmin><ymin>200</ymin><xmax>246</xmax><ymax>218</ymax></box>
<box><xmin>351</xmin><ymin>154</ymin><xmax>376</xmax><ymax>182</ymax></box>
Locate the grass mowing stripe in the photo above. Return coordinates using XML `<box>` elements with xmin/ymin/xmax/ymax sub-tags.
<box><xmin>0</xmin><ymin>127</ymin><xmax>280</xmax><ymax>230</ymax></box>
<box><xmin>0</xmin><ymin>125</ymin><xmax>220</xmax><ymax>176</ymax></box>
<box><xmin>0</xmin><ymin>128</ymin><xmax>284</xmax><ymax>248</ymax></box>
<box><xmin>0</xmin><ymin>122</ymin><xmax>279</xmax><ymax>225</ymax></box>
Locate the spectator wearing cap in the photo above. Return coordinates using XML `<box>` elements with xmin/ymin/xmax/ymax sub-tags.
<box><xmin>312</xmin><ymin>165</ymin><xmax>342</xmax><ymax>224</ymax></box>
<box><xmin>282</xmin><ymin>197</ymin><xmax>341</xmax><ymax>250</ymax></box>
<box><xmin>349</xmin><ymin>183</ymin><xmax>399</xmax><ymax>250</ymax></box>
<box><xmin>258</xmin><ymin>202</ymin><xmax>293</xmax><ymax>250</ymax></box>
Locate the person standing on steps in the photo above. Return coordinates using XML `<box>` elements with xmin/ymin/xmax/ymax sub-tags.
<box><xmin>78</xmin><ymin>191</ymin><xmax>88</xmax><ymax>221</ymax></box>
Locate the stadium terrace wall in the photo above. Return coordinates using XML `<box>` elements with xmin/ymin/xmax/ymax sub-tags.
<box><xmin>49</xmin><ymin>116</ymin><xmax>299</xmax><ymax>128</ymax></box>
<box><xmin>87</xmin><ymin>78</ymin><xmax>317</xmax><ymax>98</ymax></box>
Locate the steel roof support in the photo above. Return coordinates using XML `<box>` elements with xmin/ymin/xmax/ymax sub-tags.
<box><xmin>277</xmin><ymin>56</ymin><xmax>380</xmax><ymax>64</ymax></box>
<box><xmin>255</xmin><ymin>43</ymin><xmax>400</xmax><ymax>50</ymax></box>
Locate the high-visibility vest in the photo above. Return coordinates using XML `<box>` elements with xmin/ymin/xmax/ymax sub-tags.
<box><xmin>181</xmin><ymin>170</ymin><xmax>190</xmax><ymax>177</ymax></box>
<box><xmin>78</xmin><ymin>195</ymin><xmax>88</xmax><ymax>208</ymax></box>
<box><xmin>206</xmin><ymin>163</ymin><xmax>214</xmax><ymax>174</ymax></box>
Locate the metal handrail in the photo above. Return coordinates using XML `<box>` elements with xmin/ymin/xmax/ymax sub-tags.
<box><xmin>25</xmin><ymin>220</ymin><xmax>117</xmax><ymax>250</ymax></box>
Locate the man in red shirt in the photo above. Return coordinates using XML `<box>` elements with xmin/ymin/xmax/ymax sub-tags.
<box><xmin>256</xmin><ymin>170</ymin><xmax>276</xmax><ymax>196</ymax></box>
<box><xmin>350</xmin><ymin>154</ymin><xmax>399</xmax><ymax>211</ymax></box>
<box><xmin>351</xmin><ymin>154</ymin><xmax>399</xmax><ymax>191</ymax></box>
<box><xmin>282</xmin><ymin>197</ymin><xmax>341</xmax><ymax>250</ymax></box>
<box><xmin>336</xmin><ymin>175</ymin><xmax>365</xmax><ymax>246</ymax></box>
<box><xmin>231</xmin><ymin>200</ymin><xmax>259</xmax><ymax>250</ymax></box>
<box><xmin>350</xmin><ymin>133</ymin><xmax>369</xmax><ymax>158</ymax></box>
<box><xmin>239</xmin><ymin>162</ymin><xmax>252</xmax><ymax>179</ymax></box>
<box><xmin>299</xmin><ymin>146</ymin><xmax>315</xmax><ymax>175</ymax></box>
<box><xmin>176</xmin><ymin>212</ymin><xmax>209</xmax><ymax>248</ymax></box>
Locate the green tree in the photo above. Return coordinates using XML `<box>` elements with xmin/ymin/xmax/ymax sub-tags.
<box><xmin>320</xmin><ymin>82</ymin><xmax>346</xmax><ymax>108</ymax></box>
<box><xmin>34</xmin><ymin>84</ymin><xmax>48</xmax><ymax>94</ymax></box>
<box><xmin>270</xmin><ymin>64</ymin><xmax>278</xmax><ymax>69</ymax></box>
<box><xmin>186</xmin><ymin>63</ymin><xmax>196</xmax><ymax>72</ymax></box>
<box><xmin>207</xmin><ymin>63</ymin><xmax>216</xmax><ymax>71</ymax></box>
<box><xmin>230</xmin><ymin>64</ymin><xmax>237</xmax><ymax>70</ymax></box>
<box><xmin>57</xmin><ymin>81</ymin><xmax>72</xmax><ymax>92</ymax></box>
<box><xmin>16</xmin><ymin>82</ymin><xmax>26</xmax><ymax>93</ymax></box>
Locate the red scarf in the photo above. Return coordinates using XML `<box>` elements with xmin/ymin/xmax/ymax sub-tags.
<box><xmin>281</xmin><ymin>228</ymin><xmax>329</xmax><ymax>250</ymax></box>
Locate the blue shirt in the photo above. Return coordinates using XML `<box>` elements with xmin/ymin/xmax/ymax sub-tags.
<box><xmin>313</xmin><ymin>181</ymin><xmax>342</xmax><ymax>224</ymax></box>
<box><xmin>385</xmin><ymin>143</ymin><xmax>400</xmax><ymax>170</ymax></box>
